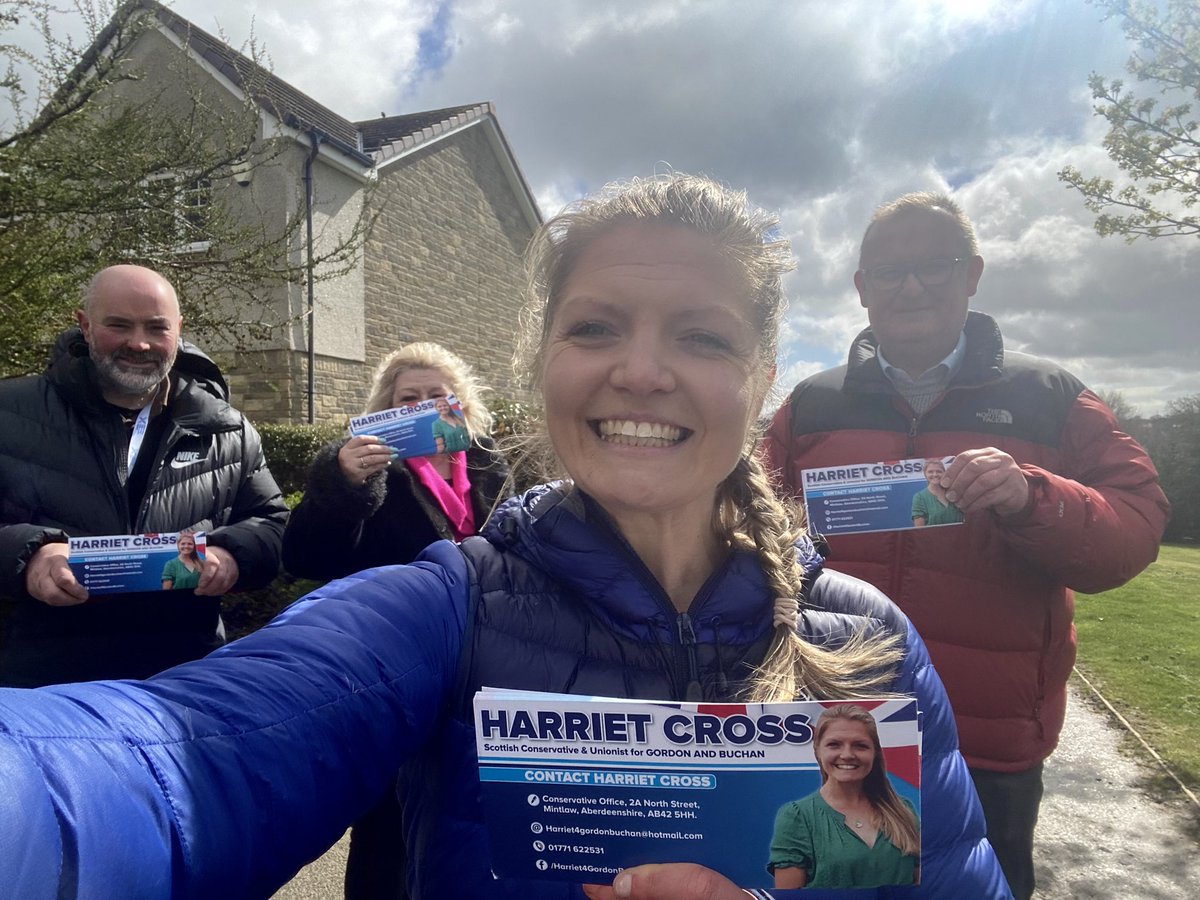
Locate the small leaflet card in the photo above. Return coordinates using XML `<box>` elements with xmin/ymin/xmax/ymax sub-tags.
<box><xmin>68</xmin><ymin>531</ymin><xmax>207</xmax><ymax>595</ymax></box>
<box><xmin>474</xmin><ymin>690</ymin><xmax>921</xmax><ymax>888</ymax></box>
<box><xmin>802</xmin><ymin>456</ymin><xmax>964</xmax><ymax>536</ymax></box>
<box><xmin>348</xmin><ymin>393</ymin><xmax>468</xmax><ymax>459</ymax></box>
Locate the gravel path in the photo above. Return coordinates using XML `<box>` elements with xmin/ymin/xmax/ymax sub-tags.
<box><xmin>273</xmin><ymin>830</ymin><xmax>349</xmax><ymax>899</ymax></box>
<box><xmin>1034</xmin><ymin>679</ymin><xmax>1199</xmax><ymax>899</ymax></box>
<box><xmin>275</xmin><ymin>678</ymin><xmax>1200</xmax><ymax>898</ymax></box>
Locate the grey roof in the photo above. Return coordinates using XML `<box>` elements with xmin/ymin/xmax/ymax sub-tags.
<box><xmin>357</xmin><ymin>105</ymin><xmax>490</xmax><ymax>154</ymax></box>
<box><xmin>144</xmin><ymin>1</ymin><xmax>369</xmax><ymax>163</ymax></box>
<box><xmin>86</xmin><ymin>3</ymin><xmax>538</xmax><ymax>220</ymax></box>
<box><xmin>362</xmin><ymin>102</ymin><xmax>541</xmax><ymax>227</ymax></box>
<box><xmin>359</xmin><ymin>104</ymin><xmax>498</xmax><ymax>161</ymax></box>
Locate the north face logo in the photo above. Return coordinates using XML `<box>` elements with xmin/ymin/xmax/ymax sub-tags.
<box><xmin>170</xmin><ymin>451</ymin><xmax>203</xmax><ymax>469</ymax></box>
<box><xmin>976</xmin><ymin>408</ymin><xmax>1013</xmax><ymax>425</ymax></box>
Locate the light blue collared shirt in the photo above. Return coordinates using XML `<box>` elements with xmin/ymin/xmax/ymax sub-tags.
<box><xmin>877</xmin><ymin>331</ymin><xmax>967</xmax><ymax>416</ymax></box>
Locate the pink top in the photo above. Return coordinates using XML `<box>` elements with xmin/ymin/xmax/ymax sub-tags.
<box><xmin>404</xmin><ymin>451</ymin><xmax>476</xmax><ymax>541</ymax></box>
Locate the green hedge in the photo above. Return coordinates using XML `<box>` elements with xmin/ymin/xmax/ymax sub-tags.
<box><xmin>257</xmin><ymin>422</ymin><xmax>345</xmax><ymax>495</ymax></box>
<box><xmin>487</xmin><ymin>396</ymin><xmax>553</xmax><ymax>491</ymax></box>
<box><xmin>488</xmin><ymin>396</ymin><xmax>542</xmax><ymax>440</ymax></box>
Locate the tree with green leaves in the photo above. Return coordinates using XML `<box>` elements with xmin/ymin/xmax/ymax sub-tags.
<box><xmin>1</xmin><ymin>0</ymin><xmax>369</xmax><ymax>375</ymax></box>
<box><xmin>1059</xmin><ymin>0</ymin><xmax>1199</xmax><ymax>241</ymax></box>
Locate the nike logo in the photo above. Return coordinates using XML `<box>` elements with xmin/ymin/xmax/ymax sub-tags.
<box><xmin>170</xmin><ymin>451</ymin><xmax>204</xmax><ymax>469</ymax></box>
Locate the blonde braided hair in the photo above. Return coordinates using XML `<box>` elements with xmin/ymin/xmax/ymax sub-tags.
<box><xmin>717</xmin><ymin>452</ymin><xmax>903</xmax><ymax>702</ymax></box>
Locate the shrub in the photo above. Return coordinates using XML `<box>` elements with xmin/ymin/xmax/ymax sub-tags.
<box><xmin>487</xmin><ymin>396</ymin><xmax>552</xmax><ymax>491</ymax></box>
<box><xmin>257</xmin><ymin>422</ymin><xmax>345</xmax><ymax>494</ymax></box>
<box><xmin>488</xmin><ymin>396</ymin><xmax>542</xmax><ymax>439</ymax></box>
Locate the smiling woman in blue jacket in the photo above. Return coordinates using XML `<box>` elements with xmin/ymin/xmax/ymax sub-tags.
<box><xmin>0</xmin><ymin>174</ymin><xmax>1010</xmax><ymax>900</ymax></box>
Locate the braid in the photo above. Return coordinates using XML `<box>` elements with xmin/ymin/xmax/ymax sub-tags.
<box><xmin>717</xmin><ymin>456</ymin><xmax>803</xmax><ymax>594</ymax></box>
<box><xmin>718</xmin><ymin>451</ymin><xmax>904</xmax><ymax>702</ymax></box>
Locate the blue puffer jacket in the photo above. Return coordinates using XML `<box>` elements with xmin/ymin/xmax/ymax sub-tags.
<box><xmin>0</xmin><ymin>485</ymin><xmax>1009</xmax><ymax>899</ymax></box>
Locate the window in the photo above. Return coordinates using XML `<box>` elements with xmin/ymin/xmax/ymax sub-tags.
<box><xmin>139</xmin><ymin>172</ymin><xmax>212</xmax><ymax>254</ymax></box>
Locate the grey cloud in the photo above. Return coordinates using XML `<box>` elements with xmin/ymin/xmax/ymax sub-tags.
<box><xmin>166</xmin><ymin>0</ymin><xmax>1200</xmax><ymax>412</ymax></box>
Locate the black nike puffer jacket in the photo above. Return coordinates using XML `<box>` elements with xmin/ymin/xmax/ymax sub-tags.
<box><xmin>0</xmin><ymin>328</ymin><xmax>287</xmax><ymax>685</ymax></box>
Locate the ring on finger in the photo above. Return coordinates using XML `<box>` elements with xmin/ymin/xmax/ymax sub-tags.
<box><xmin>360</xmin><ymin>458</ymin><xmax>367</xmax><ymax>469</ymax></box>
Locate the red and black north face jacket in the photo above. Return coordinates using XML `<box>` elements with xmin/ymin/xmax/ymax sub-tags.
<box><xmin>764</xmin><ymin>311</ymin><xmax>1169</xmax><ymax>772</ymax></box>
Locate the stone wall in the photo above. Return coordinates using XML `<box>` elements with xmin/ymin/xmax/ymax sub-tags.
<box><xmin>223</xmin><ymin>349</ymin><xmax>303</xmax><ymax>422</ymax></box>
<box><xmin>225</xmin><ymin>350</ymin><xmax>378</xmax><ymax>424</ymax></box>
<box><xmin>361</xmin><ymin>123</ymin><xmax>537</xmax><ymax>407</ymax></box>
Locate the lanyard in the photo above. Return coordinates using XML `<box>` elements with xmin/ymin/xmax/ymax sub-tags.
<box><xmin>126</xmin><ymin>401</ymin><xmax>154</xmax><ymax>473</ymax></box>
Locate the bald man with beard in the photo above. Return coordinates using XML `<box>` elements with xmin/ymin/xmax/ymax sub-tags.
<box><xmin>0</xmin><ymin>265</ymin><xmax>288</xmax><ymax>686</ymax></box>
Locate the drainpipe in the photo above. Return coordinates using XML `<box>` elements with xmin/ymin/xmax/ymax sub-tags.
<box><xmin>303</xmin><ymin>130</ymin><xmax>323</xmax><ymax>424</ymax></box>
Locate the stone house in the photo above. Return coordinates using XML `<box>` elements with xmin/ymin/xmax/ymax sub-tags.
<box><xmin>104</xmin><ymin>2</ymin><xmax>541</xmax><ymax>423</ymax></box>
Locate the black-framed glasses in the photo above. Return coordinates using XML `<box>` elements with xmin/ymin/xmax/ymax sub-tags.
<box><xmin>859</xmin><ymin>258</ymin><xmax>967</xmax><ymax>292</ymax></box>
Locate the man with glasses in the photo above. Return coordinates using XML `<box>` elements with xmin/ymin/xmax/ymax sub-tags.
<box><xmin>764</xmin><ymin>192</ymin><xmax>1168</xmax><ymax>899</ymax></box>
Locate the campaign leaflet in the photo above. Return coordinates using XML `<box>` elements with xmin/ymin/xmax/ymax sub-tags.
<box><xmin>68</xmin><ymin>531</ymin><xmax>207</xmax><ymax>595</ymax></box>
<box><xmin>348</xmin><ymin>393</ymin><xmax>467</xmax><ymax>459</ymax></box>
<box><xmin>474</xmin><ymin>690</ymin><xmax>921</xmax><ymax>888</ymax></box>
<box><xmin>802</xmin><ymin>456</ymin><xmax>963</xmax><ymax>536</ymax></box>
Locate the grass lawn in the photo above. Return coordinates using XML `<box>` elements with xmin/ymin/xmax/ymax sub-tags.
<box><xmin>1074</xmin><ymin>543</ymin><xmax>1200</xmax><ymax>793</ymax></box>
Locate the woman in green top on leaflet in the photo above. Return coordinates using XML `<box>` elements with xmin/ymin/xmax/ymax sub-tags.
<box><xmin>769</xmin><ymin>704</ymin><xmax>921</xmax><ymax>889</ymax></box>
<box><xmin>431</xmin><ymin>396</ymin><xmax>470</xmax><ymax>453</ymax></box>
<box><xmin>161</xmin><ymin>532</ymin><xmax>203</xmax><ymax>591</ymax></box>
<box><xmin>911</xmin><ymin>457</ymin><xmax>964</xmax><ymax>527</ymax></box>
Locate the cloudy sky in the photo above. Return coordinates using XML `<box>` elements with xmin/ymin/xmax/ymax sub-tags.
<box><xmin>28</xmin><ymin>0</ymin><xmax>1200</xmax><ymax>413</ymax></box>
